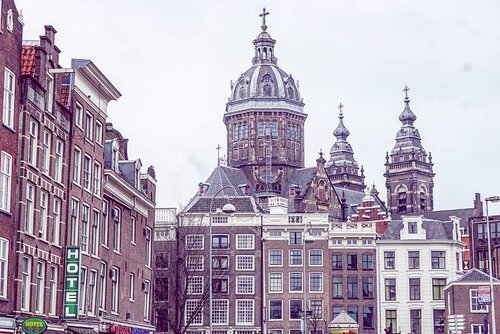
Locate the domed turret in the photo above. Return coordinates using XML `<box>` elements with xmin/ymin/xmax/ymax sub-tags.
<box><xmin>223</xmin><ymin>8</ymin><xmax>308</xmax><ymax>205</ymax></box>
<box><xmin>325</xmin><ymin>103</ymin><xmax>365</xmax><ymax>192</ymax></box>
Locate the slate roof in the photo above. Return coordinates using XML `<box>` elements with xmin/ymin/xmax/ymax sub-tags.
<box><xmin>381</xmin><ymin>218</ymin><xmax>454</xmax><ymax>240</ymax></box>
<box><xmin>21</xmin><ymin>45</ymin><xmax>36</xmax><ymax>75</ymax></box>
<box><xmin>391</xmin><ymin>208</ymin><xmax>477</xmax><ymax>229</ymax></box>
<box><xmin>281</xmin><ymin>167</ymin><xmax>316</xmax><ymax>197</ymax></box>
<box><xmin>455</xmin><ymin>268</ymin><xmax>499</xmax><ymax>283</ymax></box>
<box><xmin>330</xmin><ymin>309</ymin><xmax>359</xmax><ymax>328</ymax></box>
<box><xmin>182</xmin><ymin>166</ymin><xmax>262</xmax><ymax>214</ymax></box>
<box><xmin>333</xmin><ymin>187</ymin><xmax>387</xmax><ymax>217</ymax></box>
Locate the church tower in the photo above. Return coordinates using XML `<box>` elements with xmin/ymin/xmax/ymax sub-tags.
<box><xmin>384</xmin><ymin>86</ymin><xmax>435</xmax><ymax>215</ymax></box>
<box><xmin>223</xmin><ymin>9</ymin><xmax>307</xmax><ymax>205</ymax></box>
<box><xmin>325</xmin><ymin>103</ymin><xmax>366</xmax><ymax>192</ymax></box>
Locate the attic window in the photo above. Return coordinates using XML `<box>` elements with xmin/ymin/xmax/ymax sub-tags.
<box><xmin>408</xmin><ymin>221</ymin><xmax>417</xmax><ymax>234</ymax></box>
<box><xmin>263</xmin><ymin>85</ymin><xmax>272</xmax><ymax>97</ymax></box>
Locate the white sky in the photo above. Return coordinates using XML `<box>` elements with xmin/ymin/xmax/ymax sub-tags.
<box><xmin>15</xmin><ymin>0</ymin><xmax>500</xmax><ymax>213</ymax></box>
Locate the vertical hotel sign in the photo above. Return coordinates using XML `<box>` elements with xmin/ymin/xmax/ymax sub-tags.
<box><xmin>64</xmin><ymin>246</ymin><xmax>80</xmax><ymax>319</ymax></box>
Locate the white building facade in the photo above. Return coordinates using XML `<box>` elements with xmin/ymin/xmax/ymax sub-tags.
<box><xmin>377</xmin><ymin>215</ymin><xmax>465</xmax><ymax>334</ymax></box>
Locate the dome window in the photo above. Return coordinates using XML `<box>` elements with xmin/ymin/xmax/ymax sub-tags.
<box><xmin>239</xmin><ymin>86</ymin><xmax>246</xmax><ymax>99</ymax></box>
<box><xmin>263</xmin><ymin>85</ymin><xmax>272</xmax><ymax>97</ymax></box>
<box><xmin>288</xmin><ymin>87</ymin><xmax>295</xmax><ymax>99</ymax></box>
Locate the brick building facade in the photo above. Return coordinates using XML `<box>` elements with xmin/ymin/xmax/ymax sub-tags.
<box><xmin>0</xmin><ymin>0</ymin><xmax>22</xmax><ymax>324</ymax></box>
<box><xmin>16</xmin><ymin>26</ymin><xmax>70</xmax><ymax>331</ymax></box>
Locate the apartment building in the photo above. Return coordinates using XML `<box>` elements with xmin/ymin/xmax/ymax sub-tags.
<box><xmin>0</xmin><ymin>0</ymin><xmax>22</xmax><ymax>323</ymax></box>
<box><xmin>16</xmin><ymin>26</ymin><xmax>71</xmax><ymax>331</ymax></box>
<box><xmin>377</xmin><ymin>215</ymin><xmax>465</xmax><ymax>334</ymax></box>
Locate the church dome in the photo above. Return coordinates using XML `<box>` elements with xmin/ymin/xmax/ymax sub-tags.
<box><xmin>227</xmin><ymin>9</ymin><xmax>302</xmax><ymax>105</ymax></box>
<box><xmin>229</xmin><ymin>65</ymin><xmax>301</xmax><ymax>102</ymax></box>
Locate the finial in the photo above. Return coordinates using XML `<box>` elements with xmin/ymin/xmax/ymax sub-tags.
<box><xmin>259</xmin><ymin>8</ymin><xmax>270</xmax><ymax>31</ymax></box>
<box><xmin>216</xmin><ymin>144</ymin><xmax>221</xmax><ymax>166</ymax></box>
<box><xmin>385</xmin><ymin>151</ymin><xmax>389</xmax><ymax>163</ymax></box>
<box><xmin>360</xmin><ymin>165</ymin><xmax>364</xmax><ymax>176</ymax></box>
<box><xmin>403</xmin><ymin>85</ymin><xmax>410</xmax><ymax>99</ymax></box>
<box><xmin>319</xmin><ymin>149</ymin><xmax>324</xmax><ymax>158</ymax></box>
<box><xmin>338</xmin><ymin>102</ymin><xmax>344</xmax><ymax>117</ymax></box>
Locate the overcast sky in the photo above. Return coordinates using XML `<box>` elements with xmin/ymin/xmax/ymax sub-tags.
<box><xmin>15</xmin><ymin>0</ymin><xmax>500</xmax><ymax>213</ymax></box>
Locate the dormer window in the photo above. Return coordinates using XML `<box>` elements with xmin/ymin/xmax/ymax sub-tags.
<box><xmin>408</xmin><ymin>221</ymin><xmax>417</xmax><ymax>234</ymax></box>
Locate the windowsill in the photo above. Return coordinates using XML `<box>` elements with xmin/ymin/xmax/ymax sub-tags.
<box><xmin>0</xmin><ymin>297</ymin><xmax>9</xmax><ymax>302</ymax></box>
<box><xmin>0</xmin><ymin>209</ymin><xmax>12</xmax><ymax>217</ymax></box>
<box><xmin>73</xmin><ymin>181</ymin><xmax>82</xmax><ymax>187</ymax></box>
<box><xmin>113</xmin><ymin>250</ymin><xmax>121</xmax><ymax>255</ymax></box>
<box><xmin>2</xmin><ymin>124</ymin><xmax>16</xmax><ymax>133</ymax></box>
<box><xmin>85</xmin><ymin>138</ymin><xmax>94</xmax><ymax>145</ymax></box>
<box><xmin>129</xmin><ymin>299</ymin><xmax>134</xmax><ymax>303</ymax></box>
<box><xmin>101</xmin><ymin>244</ymin><xmax>109</xmax><ymax>250</ymax></box>
<box><xmin>131</xmin><ymin>241</ymin><xmax>137</xmax><ymax>246</ymax></box>
<box><xmin>111</xmin><ymin>311</ymin><xmax>119</xmax><ymax>316</ymax></box>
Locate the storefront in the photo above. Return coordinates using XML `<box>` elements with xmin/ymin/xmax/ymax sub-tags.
<box><xmin>0</xmin><ymin>317</ymin><xmax>15</xmax><ymax>334</ymax></box>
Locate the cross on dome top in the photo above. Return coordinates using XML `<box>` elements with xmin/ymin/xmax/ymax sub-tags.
<box><xmin>403</xmin><ymin>85</ymin><xmax>410</xmax><ymax>99</ymax></box>
<box><xmin>259</xmin><ymin>8</ymin><xmax>270</xmax><ymax>31</ymax></box>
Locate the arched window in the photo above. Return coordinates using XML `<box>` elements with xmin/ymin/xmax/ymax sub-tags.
<box><xmin>263</xmin><ymin>47</ymin><xmax>267</xmax><ymax>59</ymax></box>
<box><xmin>258</xmin><ymin>121</ymin><xmax>264</xmax><ymax>137</ymax></box>
<box><xmin>233</xmin><ymin>124</ymin><xmax>238</xmax><ymax>140</ymax></box>
<box><xmin>238</xmin><ymin>122</ymin><xmax>244</xmax><ymax>139</ymax></box>
<box><xmin>265</xmin><ymin>120</ymin><xmax>271</xmax><ymax>136</ymax></box>
<box><xmin>239</xmin><ymin>86</ymin><xmax>246</xmax><ymax>99</ymax></box>
<box><xmin>318</xmin><ymin>180</ymin><xmax>326</xmax><ymax>202</ymax></box>
<box><xmin>263</xmin><ymin>85</ymin><xmax>272</xmax><ymax>97</ymax></box>
<box><xmin>288</xmin><ymin>87</ymin><xmax>295</xmax><ymax>99</ymax></box>
<box><xmin>271</xmin><ymin>121</ymin><xmax>278</xmax><ymax>138</ymax></box>
<box><xmin>242</xmin><ymin>122</ymin><xmax>248</xmax><ymax>138</ymax></box>
<box><xmin>397</xmin><ymin>186</ymin><xmax>407</xmax><ymax>214</ymax></box>
<box><xmin>419</xmin><ymin>185</ymin><xmax>427</xmax><ymax>210</ymax></box>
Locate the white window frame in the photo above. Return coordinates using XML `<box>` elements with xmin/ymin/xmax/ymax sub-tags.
<box><xmin>236</xmin><ymin>234</ymin><xmax>255</xmax><ymax>250</ymax></box>
<box><xmin>99</xmin><ymin>262</ymin><xmax>107</xmax><ymax>310</ymax></box>
<box><xmin>52</xmin><ymin>198</ymin><xmax>61</xmax><ymax>245</ymax></box>
<box><xmin>45</xmin><ymin>72</ymin><xmax>54</xmax><ymax>113</ymax></box>
<box><xmin>54</xmin><ymin>140</ymin><xmax>63</xmax><ymax>182</ymax></box>
<box><xmin>309</xmin><ymin>249</ymin><xmax>323</xmax><ymax>266</ymax></box>
<box><xmin>95</xmin><ymin>121</ymin><xmax>103</xmax><ymax>145</ymax></box>
<box><xmin>91</xmin><ymin>209</ymin><xmax>100</xmax><ymax>256</ymax></box>
<box><xmin>39</xmin><ymin>191</ymin><xmax>48</xmax><ymax>239</ymax></box>
<box><xmin>113</xmin><ymin>208</ymin><xmax>121</xmax><ymax>253</ymax></box>
<box><xmin>88</xmin><ymin>270</ymin><xmax>97</xmax><ymax>315</ymax></box>
<box><xmin>93</xmin><ymin>162</ymin><xmax>101</xmax><ymax>196</ymax></box>
<box><xmin>185</xmin><ymin>299</ymin><xmax>203</xmax><ymax>325</ymax></box>
<box><xmin>35</xmin><ymin>260</ymin><xmax>45</xmax><ymax>314</ymax></box>
<box><xmin>236</xmin><ymin>276</ymin><xmax>254</xmax><ymax>294</ymax></box>
<box><xmin>85</xmin><ymin>112</ymin><xmax>93</xmax><ymax>141</ymax></box>
<box><xmin>3</xmin><ymin>68</ymin><xmax>15</xmax><ymax>129</ymax></box>
<box><xmin>185</xmin><ymin>234</ymin><xmax>204</xmax><ymax>250</ymax></box>
<box><xmin>309</xmin><ymin>272</ymin><xmax>323</xmax><ymax>292</ymax></box>
<box><xmin>269</xmin><ymin>272</ymin><xmax>283</xmax><ymax>293</ymax></box>
<box><xmin>111</xmin><ymin>267</ymin><xmax>119</xmax><ymax>313</ymax></box>
<box><xmin>101</xmin><ymin>200</ymin><xmax>109</xmax><ymax>247</ymax></box>
<box><xmin>269</xmin><ymin>249</ymin><xmax>283</xmax><ymax>266</ymax></box>
<box><xmin>0</xmin><ymin>239</ymin><xmax>9</xmax><ymax>299</ymax></box>
<box><xmin>236</xmin><ymin>255</ymin><xmax>255</xmax><ymax>271</ymax></box>
<box><xmin>79</xmin><ymin>266</ymin><xmax>87</xmax><ymax>314</ymax></box>
<box><xmin>48</xmin><ymin>265</ymin><xmax>58</xmax><ymax>316</ymax></box>
<box><xmin>21</xmin><ymin>256</ymin><xmax>31</xmax><ymax>311</ymax></box>
<box><xmin>75</xmin><ymin>103</ymin><xmax>83</xmax><ymax>128</ymax></box>
<box><xmin>211</xmin><ymin>299</ymin><xmax>229</xmax><ymax>325</ymax></box>
<box><xmin>145</xmin><ymin>226</ymin><xmax>152</xmax><ymax>267</ymax></box>
<box><xmin>70</xmin><ymin>198</ymin><xmax>79</xmax><ymax>246</ymax></box>
<box><xmin>236</xmin><ymin>299</ymin><xmax>254</xmax><ymax>325</ymax></box>
<box><xmin>187</xmin><ymin>255</ymin><xmax>204</xmax><ymax>271</ymax></box>
<box><xmin>28</xmin><ymin>121</ymin><xmax>38</xmax><ymax>166</ymax></box>
<box><xmin>0</xmin><ymin>152</ymin><xmax>12</xmax><ymax>212</ymax></box>
<box><xmin>73</xmin><ymin>147</ymin><xmax>81</xmax><ymax>184</ymax></box>
<box><xmin>83</xmin><ymin>155</ymin><xmax>92</xmax><ymax>191</ymax></box>
<box><xmin>129</xmin><ymin>273</ymin><xmax>135</xmax><ymax>301</ymax></box>
<box><xmin>143</xmin><ymin>280</ymin><xmax>151</xmax><ymax>320</ymax></box>
<box><xmin>81</xmin><ymin>204</ymin><xmax>90</xmax><ymax>254</ymax></box>
<box><xmin>41</xmin><ymin>130</ymin><xmax>51</xmax><ymax>174</ymax></box>
<box><xmin>25</xmin><ymin>183</ymin><xmax>35</xmax><ymax>234</ymax></box>
<box><xmin>131</xmin><ymin>217</ymin><xmax>136</xmax><ymax>244</ymax></box>
<box><xmin>187</xmin><ymin>276</ymin><xmax>204</xmax><ymax>295</ymax></box>
<box><xmin>470</xmin><ymin>289</ymin><xmax>489</xmax><ymax>312</ymax></box>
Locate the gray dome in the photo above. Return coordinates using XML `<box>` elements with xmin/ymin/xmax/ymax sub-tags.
<box><xmin>229</xmin><ymin>65</ymin><xmax>301</xmax><ymax>102</ymax></box>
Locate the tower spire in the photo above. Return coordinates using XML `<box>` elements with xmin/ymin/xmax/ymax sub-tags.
<box><xmin>325</xmin><ymin>103</ymin><xmax>365</xmax><ymax>192</ymax></box>
<box><xmin>252</xmin><ymin>8</ymin><xmax>277</xmax><ymax>65</ymax></box>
